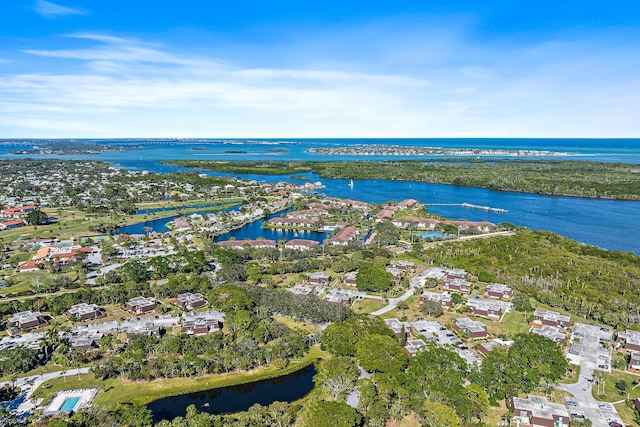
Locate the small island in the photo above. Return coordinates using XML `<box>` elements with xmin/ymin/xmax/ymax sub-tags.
<box><xmin>11</xmin><ymin>140</ymin><xmax>139</xmax><ymax>155</ymax></box>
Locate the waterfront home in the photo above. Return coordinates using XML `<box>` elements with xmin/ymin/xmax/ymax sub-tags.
<box><xmin>176</xmin><ymin>292</ymin><xmax>208</xmax><ymax>310</ymax></box>
<box><xmin>329</xmin><ymin>226</ymin><xmax>359</xmax><ymax>245</ymax></box>
<box><xmin>8</xmin><ymin>311</ymin><xmax>48</xmax><ymax>335</ymax></box>
<box><xmin>286</xmin><ymin>209</ymin><xmax>329</xmax><ymax>219</ymax></box>
<box><xmin>266</xmin><ymin>217</ymin><xmax>318</xmax><ymax>228</ymax></box>
<box><xmin>420</xmin><ymin>291</ymin><xmax>454</xmax><ymax>310</ymax></box>
<box><xmin>308</xmin><ymin>272</ymin><xmax>331</xmax><ymax>285</ymax></box>
<box><xmin>453</xmin><ymin>317</ymin><xmax>487</xmax><ymax>339</ymax></box>
<box><xmin>484</xmin><ymin>283</ymin><xmax>513</xmax><ymax>300</ymax></box>
<box><xmin>443</xmin><ymin>220</ymin><xmax>496</xmax><ymax>233</ymax></box>
<box><xmin>531</xmin><ymin>325</ymin><xmax>567</xmax><ymax>344</ymax></box>
<box><xmin>284</xmin><ymin>239</ymin><xmax>319</xmax><ymax>250</ymax></box>
<box><xmin>125</xmin><ymin>296</ymin><xmax>157</xmax><ymax>314</ymax></box>
<box><xmin>65</xmin><ymin>303</ymin><xmax>102</xmax><ymax>321</ymax></box>
<box><xmin>376</xmin><ymin>208</ymin><xmax>395</xmax><ymax>220</ymax></box>
<box><xmin>616</xmin><ymin>330</ymin><xmax>640</xmax><ymax>352</ymax></box>
<box><xmin>398</xmin><ymin>199</ymin><xmax>418</xmax><ymax>208</ymax></box>
<box><xmin>172</xmin><ymin>217</ymin><xmax>191</xmax><ymax>232</ymax></box>
<box><xmin>343</xmin><ymin>271</ymin><xmax>357</xmax><ymax>286</ymax></box>
<box><xmin>533</xmin><ymin>310</ymin><xmax>572</xmax><ymax>330</ymax></box>
<box><xmin>510</xmin><ymin>395</ymin><xmax>570</xmax><ymax>427</ymax></box>
<box><xmin>391</xmin><ymin>217</ymin><xmax>439</xmax><ymax>230</ymax></box>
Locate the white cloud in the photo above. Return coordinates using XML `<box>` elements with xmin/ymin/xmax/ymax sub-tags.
<box><xmin>33</xmin><ymin>0</ymin><xmax>88</xmax><ymax>19</ymax></box>
<box><xmin>2</xmin><ymin>32</ymin><xmax>640</xmax><ymax>137</ymax></box>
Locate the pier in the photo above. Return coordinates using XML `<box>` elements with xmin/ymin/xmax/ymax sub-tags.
<box><xmin>427</xmin><ymin>203</ymin><xmax>508</xmax><ymax>213</ymax></box>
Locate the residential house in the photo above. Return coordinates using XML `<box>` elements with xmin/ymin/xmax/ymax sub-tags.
<box><xmin>616</xmin><ymin>330</ymin><xmax>640</xmax><ymax>352</ymax></box>
<box><xmin>284</xmin><ymin>239</ymin><xmax>319</xmax><ymax>251</ymax></box>
<box><xmin>533</xmin><ymin>310</ymin><xmax>572</xmax><ymax>330</ymax></box>
<box><xmin>329</xmin><ymin>226</ymin><xmax>359</xmax><ymax>245</ymax></box>
<box><xmin>181</xmin><ymin>311</ymin><xmax>224</xmax><ymax>336</ymax></box>
<box><xmin>510</xmin><ymin>395</ymin><xmax>570</xmax><ymax>427</ymax></box>
<box><xmin>391</xmin><ymin>217</ymin><xmax>440</xmax><ymax>230</ymax></box>
<box><xmin>404</xmin><ymin>339</ymin><xmax>427</xmax><ymax>357</ymax></box>
<box><xmin>343</xmin><ymin>271</ymin><xmax>358</xmax><ymax>286</ymax></box>
<box><xmin>531</xmin><ymin>325</ymin><xmax>567</xmax><ymax>344</ymax></box>
<box><xmin>176</xmin><ymin>293</ymin><xmax>208</xmax><ymax>310</ymax></box>
<box><xmin>477</xmin><ymin>339</ymin><xmax>514</xmax><ymax>356</ymax></box>
<box><xmin>65</xmin><ymin>303</ymin><xmax>102</xmax><ymax>321</ymax></box>
<box><xmin>384</xmin><ymin>318</ymin><xmax>407</xmax><ymax>337</ymax></box>
<box><xmin>0</xmin><ymin>219</ymin><xmax>26</xmax><ymax>230</ymax></box>
<box><xmin>628</xmin><ymin>352</ymin><xmax>640</xmax><ymax>374</ymax></box>
<box><xmin>266</xmin><ymin>217</ymin><xmax>318</xmax><ymax>228</ymax></box>
<box><xmin>466</xmin><ymin>297</ymin><xmax>512</xmax><ymax>320</ymax></box>
<box><xmin>484</xmin><ymin>283</ymin><xmax>513</xmax><ymax>300</ymax></box>
<box><xmin>308</xmin><ymin>272</ymin><xmax>331</xmax><ymax>285</ymax></box>
<box><xmin>216</xmin><ymin>239</ymin><xmax>277</xmax><ymax>249</ymax></box>
<box><xmin>420</xmin><ymin>291</ymin><xmax>454</xmax><ymax>310</ymax></box>
<box><xmin>443</xmin><ymin>220</ymin><xmax>496</xmax><ymax>233</ymax></box>
<box><xmin>125</xmin><ymin>296</ymin><xmax>157</xmax><ymax>314</ymax></box>
<box><xmin>8</xmin><ymin>311</ymin><xmax>48</xmax><ymax>335</ymax></box>
<box><xmin>442</xmin><ymin>278</ymin><xmax>472</xmax><ymax>294</ymax></box>
<box><xmin>390</xmin><ymin>260</ymin><xmax>416</xmax><ymax>272</ymax></box>
<box><xmin>67</xmin><ymin>330</ymin><xmax>103</xmax><ymax>351</ymax></box>
<box><xmin>17</xmin><ymin>260</ymin><xmax>39</xmax><ymax>272</ymax></box>
<box><xmin>453</xmin><ymin>317</ymin><xmax>487</xmax><ymax>339</ymax></box>
<box><xmin>398</xmin><ymin>199</ymin><xmax>418</xmax><ymax>208</ymax></box>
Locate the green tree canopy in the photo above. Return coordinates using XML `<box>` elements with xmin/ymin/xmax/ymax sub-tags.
<box><xmin>356</xmin><ymin>265</ymin><xmax>394</xmax><ymax>292</ymax></box>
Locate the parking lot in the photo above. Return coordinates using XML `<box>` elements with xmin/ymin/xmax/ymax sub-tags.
<box><xmin>559</xmin><ymin>323</ymin><xmax>622</xmax><ymax>427</ymax></box>
<box><xmin>410</xmin><ymin>320</ymin><xmax>482</xmax><ymax>366</ymax></box>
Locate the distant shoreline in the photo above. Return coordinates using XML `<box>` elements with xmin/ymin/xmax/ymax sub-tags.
<box><xmin>307</xmin><ymin>145</ymin><xmax>573</xmax><ymax>157</ymax></box>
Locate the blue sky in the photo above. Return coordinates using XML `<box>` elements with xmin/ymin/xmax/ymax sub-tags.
<box><xmin>1</xmin><ymin>1</ymin><xmax>640</xmax><ymax>137</ymax></box>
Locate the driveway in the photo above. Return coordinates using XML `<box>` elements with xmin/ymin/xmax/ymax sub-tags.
<box><xmin>369</xmin><ymin>288</ymin><xmax>415</xmax><ymax>317</ymax></box>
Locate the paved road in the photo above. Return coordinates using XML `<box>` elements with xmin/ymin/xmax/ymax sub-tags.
<box><xmin>369</xmin><ymin>287</ymin><xmax>415</xmax><ymax>317</ymax></box>
<box><xmin>0</xmin><ymin>368</ymin><xmax>91</xmax><ymax>415</ymax></box>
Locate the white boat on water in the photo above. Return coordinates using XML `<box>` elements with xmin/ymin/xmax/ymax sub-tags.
<box><xmin>349</xmin><ymin>179</ymin><xmax>354</xmax><ymax>188</ymax></box>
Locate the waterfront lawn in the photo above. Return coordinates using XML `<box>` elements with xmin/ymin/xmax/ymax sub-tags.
<box><xmin>33</xmin><ymin>346</ymin><xmax>328</xmax><ymax>409</ymax></box>
<box><xmin>351</xmin><ymin>298</ymin><xmax>387</xmax><ymax>315</ymax></box>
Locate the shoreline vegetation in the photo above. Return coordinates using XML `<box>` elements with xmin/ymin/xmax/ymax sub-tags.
<box><xmin>307</xmin><ymin>144</ymin><xmax>573</xmax><ymax>156</ymax></box>
<box><xmin>33</xmin><ymin>347</ymin><xmax>325</xmax><ymax>409</ymax></box>
<box><xmin>162</xmin><ymin>159</ymin><xmax>640</xmax><ymax>200</ymax></box>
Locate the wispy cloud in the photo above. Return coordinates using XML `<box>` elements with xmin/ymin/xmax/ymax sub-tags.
<box><xmin>2</xmin><ymin>31</ymin><xmax>640</xmax><ymax>137</ymax></box>
<box><xmin>33</xmin><ymin>0</ymin><xmax>88</xmax><ymax>19</ymax></box>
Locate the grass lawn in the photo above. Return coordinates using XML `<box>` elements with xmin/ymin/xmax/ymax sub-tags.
<box><xmin>351</xmin><ymin>298</ymin><xmax>387</xmax><ymax>315</ymax></box>
<box><xmin>272</xmin><ymin>315</ymin><xmax>319</xmax><ymax>333</ymax></box>
<box><xmin>558</xmin><ymin>364</ymin><xmax>581</xmax><ymax>385</ymax></box>
<box><xmin>33</xmin><ymin>346</ymin><xmax>328</xmax><ymax>409</ymax></box>
<box><xmin>615</xmin><ymin>401</ymin><xmax>640</xmax><ymax>426</ymax></box>
<box><xmin>489</xmin><ymin>311</ymin><xmax>530</xmax><ymax>337</ymax></box>
<box><xmin>592</xmin><ymin>369</ymin><xmax>640</xmax><ymax>402</ymax></box>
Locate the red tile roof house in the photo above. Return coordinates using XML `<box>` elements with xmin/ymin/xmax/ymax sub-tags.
<box><xmin>308</xmin><ymin>272</ymin><xmax>331</xmax><ymax>285</ymax></box>
<box><xmin>216</xmin><ymin>239</ymin><xmax>277</xmax><ymax>249</ymax></box>
<box><xmin>420</xmin><ymin>291</ymin><xmax>454</xmax><ymax>310</ymax></box>
<box><xmin>0</xmin><ymin>219</ymin><xmax>26</xmax><ymax>231</ymax></box>
<box><xmin>284</xmin><ymin>239</ymin><xmax>320</xmax><ymax>251</ymax></box>
<box><xmin>628</xmin><ymin>352</ymin><xmax>640</xmax><ymax>374</ymax></box>
<box><xmin>484</xmin><ymin>283</ymin><xmax>513</xmax><ymax>300</ymax></box>
<box><xmin>615</xmin><ymin>330</ymin><xmax>640</xmax><ymax>352</ymax></box>
<box><xmin>176</xmin><ymin>292</ymin><xmax>208</xmax><ymax>310</ymax></box>
<box><xmin>329</xmin><ymin>226</ymin><xmax>359</xmax><ymax>246</ymax></box>
<box><xmin>125</xmin><ymin>296</ymin><xmax>157</xmax><ymax>314</ymax></box>
<box><xmin>8</xmin><ymin>311</ymin><xmax>48</xmax><ymax>335</ymax></box>
<box><xmin>17</xmin><ymin>260</ymin><xmax>40</xmax><ymax>272</ymax></box>
<box><xmin>1</xmin><ymin>205</ymin><xmax>36</xmax><ymax>219</ymax></box>
<box><xmin>65</xmin><ymin>303</ymin><xmax>102</xmax><ymax>321</ymax></box>
<box><xmin>533</xmin><ymin>310</ymin><xmax>572</xmax><ymax>330</ymax></box>
<box><xmin>453</xmin><ymin>317</ymin><xmax>487</xmax><ymax>339</ymax></box>
<box><xmin>510</xmin><ymin>395</ymin><xmax>570</xmax><ymax>427</ymax></box>
<box><xmin>343</xmin><ymin>271</ymin><xmax>358</xmax><ymax>286</ymax></box>
<box><xmin>398</xmin><ymin>199</ymin><xmax>418</xmax><ymax>208</ymax></box>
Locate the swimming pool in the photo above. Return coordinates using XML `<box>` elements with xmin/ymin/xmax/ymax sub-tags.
<box><xmin>59</xmin><ymin>397</ymin><xmax>80</xmax><ymax>412</ymax></box>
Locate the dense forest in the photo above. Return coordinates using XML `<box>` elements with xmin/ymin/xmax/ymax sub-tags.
<box><xmin>424</xmin><ymin>230</ymin><xmax>640</xmax><ymax>327</ymax></box>
<box><xmin>164</xmin><ymin>159</ymin><xmax>640</xmax><ymax>200</ymax></box>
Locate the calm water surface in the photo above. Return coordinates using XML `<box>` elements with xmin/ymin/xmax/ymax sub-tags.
<box><xmin>147</xmin><ymin>364</ymin><xmax>316</xmax><ymax>422</ymax></box>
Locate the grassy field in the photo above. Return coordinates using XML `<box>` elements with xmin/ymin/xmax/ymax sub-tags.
<box><xmin>33</xmin><ymin>346</ymin><xmax>329</xmax><ymax>409</ymax></box>
<box><xmin>351</xmin><ymin>298</ymin><xmax>387</xmax><ymax>315</ymax></box>
<box><xmin>593</xmin><ymin>369</ymin><xmax>640</xmax><ymax>402</ymax></box>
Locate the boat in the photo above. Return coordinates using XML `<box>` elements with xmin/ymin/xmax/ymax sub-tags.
<box><xmin>349</xmin><ymin>179</ymin><xmax>354</xmax><ymax>188</ymax></box>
